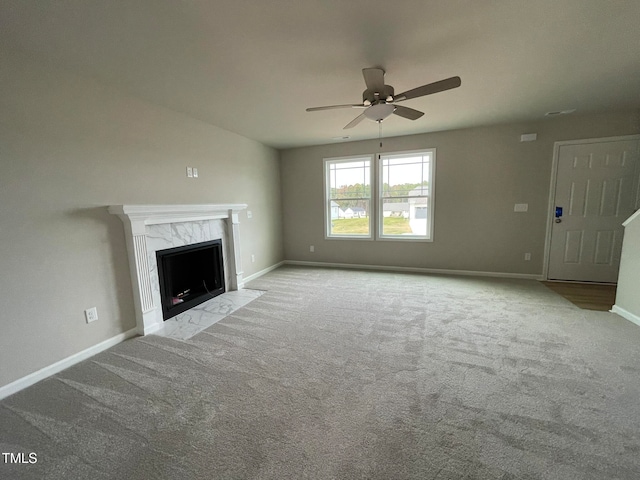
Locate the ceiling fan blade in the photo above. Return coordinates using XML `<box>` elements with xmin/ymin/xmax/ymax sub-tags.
<box><xmin>393</xmin><ymin>105</ymin><xmax>424</xmax><ymax>120</ymax></box>
<box><xmin>343</xmin><ymin>113</ymin><xmax>366</xmax><ymax>129</ymax></box>
<box><xmin>394</xmin><ymin>76</ymin><xmax>461</xmax><ymax>102</ymax></box>
<box><xmin>362</xmin><ymin>68</ymin><xmax>385</xmax><ymax>92</ymax></box>
<box><xmin>306</xmin><ymin>104</ymin><xmax>366</xmax><ymax>112</ymax></box>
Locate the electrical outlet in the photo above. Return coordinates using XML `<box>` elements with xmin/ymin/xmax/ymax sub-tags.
<box><xmin>251</xmin><ymin>254</ymin><xmax>255</xmax><ymax>263</ymax></box>
<box><xmin>247</xmin><ymin>210</ymin><xmax>253</xmax><ymax>219</ymax></box>
<box><xmin>524</xmin><ymin>253</ymin><xmax>531</xmax><ymax>261</ymax></box>
<box><xmin>310</xmin><ymin>245</ymin><xmax>315</xmax><ymax>253</ymax></box>
<box><xmin>193</xmin><ymin>167</ymin><xmax>198</xmax><ymax>178</ymax></box>
<box><xmin>85</xmin><ymin>307</ymin><xmax>98</xmax><ymax>323</ymax></box>
<box><xmin>186</xmin><ymin>167</ymin><xmax>193</xmax><ymax>178</ymax></box>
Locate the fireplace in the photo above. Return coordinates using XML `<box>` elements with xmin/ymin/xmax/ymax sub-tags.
<box><xmin>108</xmin><ymin>204</ymin><xmax>247</xmax><ymax>335</ymax></box>
<box><xmin>157</xmin><ymin>239</ymin><xmax>225</xmax><ymax>320</ymax></box>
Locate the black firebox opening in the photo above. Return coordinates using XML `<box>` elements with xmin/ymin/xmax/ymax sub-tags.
<box><xmin>156</xmin><ymin>239</ymin><xmax>225</xmax><ymax>320</ymax></box>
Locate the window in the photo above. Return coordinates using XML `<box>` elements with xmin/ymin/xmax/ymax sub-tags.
<box><xmin>324</xmin><ymin>149</ymin><xmax>435</xmax><ymax>241</ymax></box>
<box><xmin>379</xmin><ymin>150</ymin><xmax>435</xmax><ymax>240</ymax></box>
<box><xmin>324</xmin><ymin>156</ymin><xmax>372</xmax><ymax>238</ymax></box>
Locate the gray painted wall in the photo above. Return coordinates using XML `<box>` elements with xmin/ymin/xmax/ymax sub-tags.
<box><xmin>0</xmin><ymin>51</ymin><xmax>283</xmax><ymax>388</ymax></box>
<box><xmin>280</xmin><ymin>111</ymin><xmax>639</xmax><ymax>275</ymax></box>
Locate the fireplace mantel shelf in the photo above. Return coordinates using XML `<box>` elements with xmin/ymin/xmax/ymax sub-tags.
<box><xmin>109</xmin><ymin>203</ymin><xmax>247</xmax><ymax>335</ymax></box>
<box><xmin>109</xmin><ymin>204</ymin><xmax>248</xmax><ymax>229</ymax></box>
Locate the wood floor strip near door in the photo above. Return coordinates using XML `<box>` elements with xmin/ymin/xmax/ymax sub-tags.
<box><xmin>541</xmin><ymin>281</ymin><xmax>617</xmax><ymax>311</ymax></box>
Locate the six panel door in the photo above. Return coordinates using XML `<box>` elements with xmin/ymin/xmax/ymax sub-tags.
<box><xmin>548</xmin><ymin>139</ymin><xmax>639</xmax><ymax>282</ymax></box>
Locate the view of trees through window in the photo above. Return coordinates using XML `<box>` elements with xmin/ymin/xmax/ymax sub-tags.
<box><xmin>327</xmin><ymin>159</ymin><xmax>371</xmax><ymax>236</ymax></box>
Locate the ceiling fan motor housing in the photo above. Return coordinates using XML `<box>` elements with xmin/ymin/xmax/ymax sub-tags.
<box><xmin>363</xmin><ymin>85</ymin><xmax>395</xmax><ymax>104</ymax></box>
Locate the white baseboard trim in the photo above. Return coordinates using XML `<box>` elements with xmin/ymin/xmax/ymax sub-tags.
<box><xmin>611</xmin><ymin>305</ymin><xmax>640</xmax><ymax>327</ymax></box>
<box><xmin>241</xmin><ymin>261</ymin><xmax>286</xmax><ymax>286</ymax></box>
<box><xmin>283</xmin><ymin>260</ymin><xmax>544</xmax><ymax>280</ymax></box>
<box><xmin>0</xmin><ymin>328</ymin><xmax>138</xmax><ymax>401</ymax></box>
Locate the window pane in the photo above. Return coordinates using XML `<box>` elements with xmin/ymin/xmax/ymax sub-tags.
<box><xmin>381</xmin><ymin>200</ymin><xmax>411</xmax><ymax>235</ymax></box>
<box><xmin>379</xmin><ymin>151</ymin><xmax>433</xmax><ymax>239</ymax></box>
<box><xmin>381</xmin><ymin>155</ymin><xmax>429</xmax><ymax>198</ymax></box>
<box><xmin>329</xmin><ymin>160</ymin><xmax>371</xmax><ymax>199</ymax></box>
<box><xmin>329</xmin><ymin>199</ymin><xmax>370</xmax><ymax>236</ymax></box>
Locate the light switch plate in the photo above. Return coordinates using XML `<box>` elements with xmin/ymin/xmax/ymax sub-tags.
<box><xmin>193</xmin><ymin>168</ymin><xmax>198</xmax><ymax>178</ymax></box>
<box><xmin>186</xmin><ymin>167</ymin><xmax>193</xmax><ymax>178</ymax></box>
<box><xmin>247</xmin><ymin>211</ymin><xmax>252</xmax><ymax>219</ymax></box>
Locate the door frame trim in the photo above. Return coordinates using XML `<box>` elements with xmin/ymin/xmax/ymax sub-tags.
<box><xmin>542</xmin><ymin>134</ymin><xmax>640</xmax><ymax>281</ymax></box>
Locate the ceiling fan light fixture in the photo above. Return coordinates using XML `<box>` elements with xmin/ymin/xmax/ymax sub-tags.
<box><xmin>363</xmin><ymin>99</ymin><xmax>372</xmax><ymax>106</ymax></box>
<box><xmin>386</xmin><ymin>95</ymin><xmax>393</xmax><ymax>102</ymax></box>
<box><xmin>364</xmin><ymin>103</ymin><xmax>395</xmax><ymax>122</ymax></box>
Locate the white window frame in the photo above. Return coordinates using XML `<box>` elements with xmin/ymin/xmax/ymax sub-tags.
<box><xmin>377</xmin><ymin>149</ymin><xmax>436</xmax><ymax>242</ymax></box>
<box><xmin>323</xmin><ymin>149</ymin><xmax>436</xmax><ymax>242</ymax></box>
<box><xmin>324</xmin><ymin>155</ymin><xmax>374</xmax><ymax>240</ymax></box>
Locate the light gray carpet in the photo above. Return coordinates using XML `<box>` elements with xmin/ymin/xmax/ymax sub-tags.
<box><xmin>2</xmin><ymin>266</ymin><xmax>640</xmax><ymax>479</ymax></box>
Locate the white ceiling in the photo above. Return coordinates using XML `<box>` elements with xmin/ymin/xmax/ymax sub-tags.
<box><xmin>1</xmin><ymin>1</ymin><xmax>639</xmax><ymax>149</ymax></box>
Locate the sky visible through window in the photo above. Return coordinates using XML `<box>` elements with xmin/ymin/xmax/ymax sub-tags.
<box><xmin>330</xmin><ymin>161</ymin><xmax>370</xmax><ymax>188</ymax></box>
<box><xmin>330</xmin><ymin>155</ymin><xmax>429</xmax><ymax>188</ymax></box>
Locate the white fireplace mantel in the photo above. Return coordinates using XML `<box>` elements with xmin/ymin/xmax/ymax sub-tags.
<box><xmin>109</xmin><ymin>204</ymin><xmax>247</xmax><ymax>335</ymax></box>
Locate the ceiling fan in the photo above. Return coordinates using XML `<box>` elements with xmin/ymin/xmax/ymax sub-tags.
<box><xmin>306</xmin><ymin>68</ymin><xmax>461</xmax><ymax>129</ymax></box>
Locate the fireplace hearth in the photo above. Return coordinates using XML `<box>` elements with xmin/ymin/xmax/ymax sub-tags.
<box><xmin>157</xmin><ymin>239</ymin><xmax>225</xmax><ymax>320</ymax></box>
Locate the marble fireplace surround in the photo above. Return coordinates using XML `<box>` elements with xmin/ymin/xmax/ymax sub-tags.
<box><xmin>109</xmin><ymin>204</ymin><xmax>247</xmax><ymax>335</ymax></box>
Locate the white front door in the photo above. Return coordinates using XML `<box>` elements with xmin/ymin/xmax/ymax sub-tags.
<box><xmin>547</xmin><ymin>138</ymin><xmax>639</xmax><ymax>282</ymax></box>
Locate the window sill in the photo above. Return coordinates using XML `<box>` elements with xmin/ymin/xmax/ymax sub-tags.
<box><xmin>377</xmin><ymin>236</ymin><xmax>432</xmax><ymax>242</ymax></box>
<box><xmin>325</xmin><ymin>235</ymin><xmax>374</xmax><ymax>241</ymax></box>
